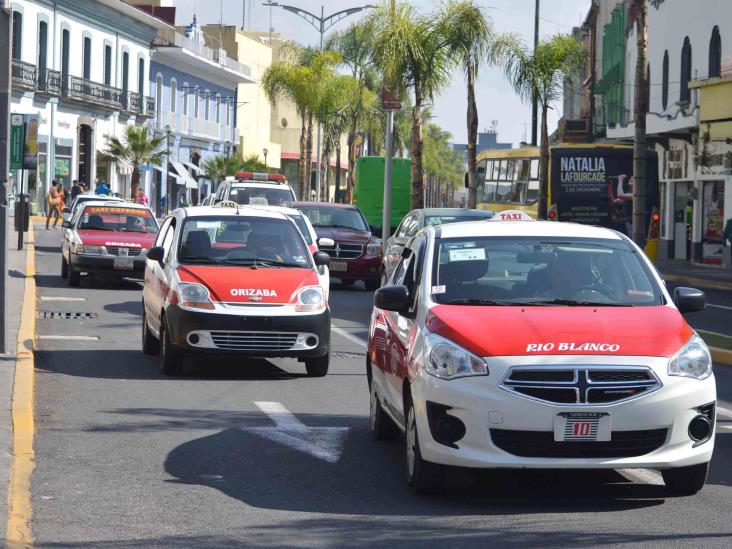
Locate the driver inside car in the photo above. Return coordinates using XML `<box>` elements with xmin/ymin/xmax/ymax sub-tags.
<box><xmin>535</xmin><ymin>251</ymin><xmax>593</xmax><ymax>299</ymax></box>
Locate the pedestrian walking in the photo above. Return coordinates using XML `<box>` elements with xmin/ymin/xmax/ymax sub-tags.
<box><xmin>71</xmin><ymin>180</ymin><xmax>82</xmax><ymax>201</ymax></box>
<box><xmin>45</xmin><ymin>180</ymin><xmax>60</xmax><ymax>229</ymax></box>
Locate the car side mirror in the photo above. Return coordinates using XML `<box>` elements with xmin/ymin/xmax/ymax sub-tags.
<box><xmin>63</xmin><ymin>207</ymin><xmax>71</xmax><ymax>214</ymax></box>
<box><xmin>318</xmin><ymin>237</ymin><xmax>335</xmax><ymax>248</ymax></box>
<box><xmin>674</xmin><ymin>287</ymin><xmax>706</xmax><ymax>314</ymax></box>
<box><xmin>61</xmin><ymin>220</ymin><xmax>72</xmax><ymax>229</ymax></box>
<box><xmin>146</xmin><ymin>246</ymin><xmax>165</xmax><ymax>263</ymax></box>
<box><xmin>313</xmin><ymin>251</ymin><xmax>331</xmax><ymax>267</ymax></box>
<box><xmin>374</xmin><ymin>285</ymin><xmax>410</xmax><ymax>313</ymax></box>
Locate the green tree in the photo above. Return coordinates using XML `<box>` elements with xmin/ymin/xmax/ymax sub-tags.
<box><xmin>493</xmin><ymin>33</ymin><xmax>583</xmax><ymax>218</ymax></box>
<box><xmin>371</xmin><ymin>1</ymin><xmax>453</xmax><ymax>209</ymax></box>
<box><xmin>201</xmin><ymin>155</ymin><xmax>240</xmax><ymax>187</ymax></box>
<box><xmin>440</xmin><ymin>0</ymin><xmax>493</xmax><ymax>208</ymax></box>
<box><xmin>423</xmin><ymin>122</ymin><xmax>463</xmax><ymax>206</ymax></box>
<box><xmin>103</xmin><ymin>125</ymin><xmax>165</xmax><ymax>199</ymax></box>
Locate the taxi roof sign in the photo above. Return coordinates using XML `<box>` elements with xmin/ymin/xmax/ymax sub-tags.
<box><xmin>489</xmin><ymin>210</ymin><xmax>534</xmax><ymax>222</ymax></box>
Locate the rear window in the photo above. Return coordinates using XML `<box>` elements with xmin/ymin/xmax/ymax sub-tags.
<box><xmin>289</xmin><ymin>214</ymin><xmax>313</xmax><ymax>245</ymax></box>
<box><xmin>78</xmin><ymin>206</ymin><xmax>158</xmax><ymax>233</ymax></box>
<box><xmin>228</xmin><ymin>186</ymin><xmax>294</xmax><ymax>207</ymax></box>
<box><xmin>425</xmin><ymin>214</ymin><xmax>492</xmax><ymax>226</ymax></box>
<box><xmin>299</xmin><ymin>206</ymin><xmax>368</xmax><ymax>231</ymax></box>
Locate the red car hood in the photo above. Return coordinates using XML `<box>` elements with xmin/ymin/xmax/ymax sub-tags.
<box><xmin>177</xmin><ymin>265</ymin><xmax>319</xmax><ymax>304</ymax></box>
<box><xmin>77</xmin><ymin>230</ymin><xmax>156</xmax><ymax>248</ymax></box>
<box><xmin>313</xmin><ymin>226</ymin><xmax>372</xmax><ymax>243</ymax></box>
<box><xmin>425</xmin><ymin>305</ymin><xmax>693</xmax><ymax>358</ymax></box>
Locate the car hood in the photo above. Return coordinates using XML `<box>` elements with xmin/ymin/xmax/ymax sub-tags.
<box><xmin>76</xmin><ymin>230</ymin><xmax>156</xmax><ymax>248</ymax></box>
<box><xmin>313</xmin><ymin>226</ymin><xmax>371</xmax><ymax>243</ymax></box>
<box><xmin>176</xmin><ymin>265</ymin><xmax>320</xmax><ymax>304</ymax></box>
<box><xmin>425</xmin><ymin>305</ymin><xmax>693</xmax><ymax>358</ymax></box>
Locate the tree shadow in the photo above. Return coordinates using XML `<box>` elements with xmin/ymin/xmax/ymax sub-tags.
<box><xmin>103</xmin><ymin>301</ymin><xmax>143</xmax><ymax>316</ymax></box>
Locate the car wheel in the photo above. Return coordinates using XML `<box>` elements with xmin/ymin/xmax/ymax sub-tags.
<box><xmin>305</xmin><ymin>354</ymin><xmax>329</xmax><ymax>377</ymax></box>
<box><xmin>159</xmin><ymin>318</ymin><xmax>184</xmax><ymax>375</ymax></box>
<box><xmin>67</xmin><ymin>266</ymin><xmax>80</xmax><ymax>287</ymax></box>
<box><xmin>405</xmin><ymin>397</ymin><xmax>444</xmax><ymax>494</ymax></box>
<box><xmin>370</xmin><ymin>377</ymin><xmax>399</xmax><ymax>441</ymax></box>
<box><xmin>142</xmin><ymin>307</ymin><xmax>160</xmax><ymax>355</ymax></box>
<box><xmin>61</xmin><ymin>256</ymin><xmax>68</xmax><ymax>279</ymax></box>
<box><xmin>364</xmin><ymin>279</ymin><xmax>380</xmax><ymax>292</ymax></box>
<box><xmin>661</xmin><ymin>462</ymin><xmax>709</xmax><ymax>495</ymax></box>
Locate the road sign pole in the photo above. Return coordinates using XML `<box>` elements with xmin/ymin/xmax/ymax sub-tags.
<box><xmin>382</xmin><ymin>109</ymin><xmax>394</xmax><ymax>243</ymax></box>
<box><xmin>0</xmin><ymin>0</ymin><xmax>12</xmax><ymax>353</ymax></box>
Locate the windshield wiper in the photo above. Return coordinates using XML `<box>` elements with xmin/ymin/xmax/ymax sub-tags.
<box><xmin>521</xmin><ymin>299</ymin><xmax>633</xmax><ymax>307</ymax></box>
<box><xmin>180</xmin><ymin>256</ymin><xmax>224</xmax><ymax>264</ymax></box>
<box><xmin>443</xmin><ymin>298</ymin><xmax>518</xmax><ymax>306</ymax></box>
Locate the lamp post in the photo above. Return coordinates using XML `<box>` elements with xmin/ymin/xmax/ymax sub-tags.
<box><xmin>263</xmin><ymin>2</ymin><xmax>374</xmax><ymax>201</ymax></box>
<box><xmin>164</xmin><ymin>125</ymin><xmax>171</xmax><ymax>216</ymax></box>
<box><xmin>263</xmin><ymin>147</ymin><xmax>269</xmax><ymax>168</ymax></box>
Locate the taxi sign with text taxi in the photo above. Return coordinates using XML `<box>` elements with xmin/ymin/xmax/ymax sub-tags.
<box><xmin>489</xmin><ymin>210</ymin><xmax>534</xmax><ymax>221</ymax></box>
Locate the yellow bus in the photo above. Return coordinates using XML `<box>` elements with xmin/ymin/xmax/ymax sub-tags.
<box><xmin>475</xmin><ymin>147</ymin><xmax>540</xmax><ymax>217</ymax></box>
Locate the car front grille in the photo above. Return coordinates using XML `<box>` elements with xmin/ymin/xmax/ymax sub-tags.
<box><xmin>500</xmin><ymin>367</ymin><xmax>660</xmax><ymax>405</ymax></box>
<box><xmin>106</xmin><ymin>246</ymin><xmax>143</xmax><ymax>257</ymax></box>
<box><xmin>320</xmin><ymin>242</ymin><xmax>363</xmax><ymax>259</ymax></box>
<box><xmin>209</xmin><ymin>331</ymin><xmax>298</xmax><ymax>351</ymax></box>
<box><xmin>490</xmin><ymin>428</ymin><xmax>668</xmax><ymax>458</ymax></box>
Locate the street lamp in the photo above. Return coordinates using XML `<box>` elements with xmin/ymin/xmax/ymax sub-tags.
<box><xmin>263</xmin><ymin>2</ymin><xmax>374</xmax><ymax>201</ymax></box>
<box><xmin>164</xmin><ymin>125</ymin><xmax>171</xmax><ymax>216</ymax></box>
<box><xmin>262</xmin><ymin>147</ymin><xmax>269</xmax><ymax>168</ymax></box>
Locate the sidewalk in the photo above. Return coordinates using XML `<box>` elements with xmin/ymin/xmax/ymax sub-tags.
<box><xmin>657</xmin><ymin>259</ymin><xmax>732</xmax><ymax>291</ymax></box>
<box><xmin>0</xmin><ymin>215</ymin><xmax>33</xmax><ymax>542</ymax></box>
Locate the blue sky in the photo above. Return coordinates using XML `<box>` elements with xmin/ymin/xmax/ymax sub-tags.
<box><xmin>174</xmin><ymin>0</ymin><xmax>592</xmax><ymax>147</ymax></box>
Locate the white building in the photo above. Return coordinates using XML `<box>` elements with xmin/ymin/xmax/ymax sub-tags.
<box><xmin>8</xmin><ymin>0</ymin><xmax>169</xmax><ymax>212</ymax></box>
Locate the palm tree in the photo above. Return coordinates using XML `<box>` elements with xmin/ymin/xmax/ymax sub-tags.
<box><xmin>103</xmin><ymin>125</ymin><xmax>165</xmax><ymax>200</ymax></box>
<box><xmin>440</xmin><ymin>0</ymin><xmax>493</xmax><ymax>209</ymax></box>
<box><xmin>632</xmin><ymin>0</ymin><xmax>649</xmax><ymax>245</ymax></box>
<box><xmin>201</xmin><ymin>155</ymin><xmax>240</xmax><ymax>188</ymax></box>
<box><xmin>371</xmin><ymin>1</ymin><xmax>453</xmax><ymax>209</ymax></box>
<box><xmin>493</xmin><ymin>33</ymin><xmax>584</xmax><ymax>218</ymax></box>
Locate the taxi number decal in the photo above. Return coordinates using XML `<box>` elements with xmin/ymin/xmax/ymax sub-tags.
<box><xmin>230</xmin><ymin>289</ymin><xmax>278</xmax><ymax>298</ymax></box>
<box><xmin>85</xmin><ymin>207</ymin><xmax>152</xmax><ymax>216</ymax></box>
<box><xmin>526</xmin><ymin>342</ymin><xmax>620</xmax><ymax>352</ymax></box>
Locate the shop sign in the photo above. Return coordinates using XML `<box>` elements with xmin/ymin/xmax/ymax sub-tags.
<box><xmin>23</xmin><ymin>114</ymin><xmax>40</xmax><ymax>170</ymax></box>
<box><xmin>9</xmin><ymin>114</ymin><xmax>24</xmax><ymax>170</ymax></box>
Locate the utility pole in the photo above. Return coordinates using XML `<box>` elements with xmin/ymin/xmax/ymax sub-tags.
<box><xmin>632</xmin><ymin>0</ymin><xmax>648</xmax><ymax>246</ymax></box>
<box><xmin>0</xmin><ymin>0</ymin><xmax>12</xmax><ymax>353</ymax></box>
<box><xmin>383</xmin><ymin>109</ymin><xmax>394</xmax><ymax>242</ymax></box>
<box><xmin>531</xmin><ymin>0</ymin><xmax>539</xmax><ymax>146</ymax></box>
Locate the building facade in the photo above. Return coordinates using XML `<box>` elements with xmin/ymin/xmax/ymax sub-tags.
<box><xmin>8</xmin><ymin>0</ymin><xmax>166</xmax><ymax>213</ymax></box>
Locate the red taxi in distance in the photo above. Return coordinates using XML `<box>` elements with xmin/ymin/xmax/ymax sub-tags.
<box><xmin>141</xmin><ymin>206</ymin><xmax>331</xmax><ymax>376</ymax></box>
<box><xmin>61</xmin><ymin>202</ymin><xmax>159</xmax><ymax>286</ymax></box>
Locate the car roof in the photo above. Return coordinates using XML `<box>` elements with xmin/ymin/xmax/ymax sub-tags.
<box><xmin>248</xmin><ymin>204</ymin><xmax>303</xmax><ymax>217</ymax></box>
<box><xmin>418</xmin><ymin>208</ymin><xmax>493</xmax><ymax>217</ymax></box>
<box><xmin>435</xmin><ymin>220</ymin><xmax>624</xmax><ymax>240</ymax></box>
<box><xmin>227</xmin><ymin>181</ymin><xmax>294</xmax><ymax>190</ymax></box>
<box><xmin>178</xmin><ymin>205</ymin><xmax>290</xmax><ymax>221</ymax></box>
<box><xmin>80</xmin><ymin>200</ymin><xmax>148</xmax><ymax>210</ymax></box>
<box><xmin>75</xmin><ymin>195</ymin><xmax>123</xmax><ymax>203</ymax></box>
<box><xmin>290</xmin><ymin>201</ymin><xmax>357</xmax><ymax>210</ymax></box>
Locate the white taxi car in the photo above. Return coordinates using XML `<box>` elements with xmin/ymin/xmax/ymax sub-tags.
<box><xmin>142</xmin><ymin>206</ymin><xmax>331</xmax><ymax>377</ymax></box>
<box><xmin>368</xmin><ymin>211</ymin><xmax>715</xmax><ymax>494</ymax></box>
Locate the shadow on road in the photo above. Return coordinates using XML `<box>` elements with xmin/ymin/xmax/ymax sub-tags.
<box><xmin>35</xmin><ymin>273</ymin><xmax>143</xmax><ymax>291</ymax></box>
<box><xmin>103</xmin><ymin>300</ymin><xmax>143</xmax><ymax>316</ymax></box>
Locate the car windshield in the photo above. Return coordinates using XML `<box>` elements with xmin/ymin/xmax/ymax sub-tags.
<box><xmin>425</xmin><ymin>214</ymin><xmax>491</xmax><ymax>226</ymax></box>
<box><xmin>288</xmin><ymin>214</ymin><xmax>313</xmax><ymax>245</ymax></box>
<box><xmin>178</xmin><ymin>216</ymin><xmax>312</xmax><ymax>268</ymax></box>
<box><xmin>299</xmin><ymin>207</ymin><xmax>368</xmax><ymax>231</ymax></box>
<box><xmin>228</xmin><ymin>186</ymin><xmax>294</xmax><ymax>207</ymax></box>
<box><xmin>431</xmin><ymin>236</ymin><xmax>662</xmax><ymax>307</ymax></box>
<box><xmin>77</xmin><ymin>206</ymin><xmax>158</xmax><ymax>233</ymax></box>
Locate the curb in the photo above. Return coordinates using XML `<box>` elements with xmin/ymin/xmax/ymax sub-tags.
<box><xmin>711</xmin><ymin>347</ymin><xmax>732</xmax><ymax>367</ymax></box>
<box><xmin>662</xmin><ymin>273</ymin><xmax>732</xmax><ymax>292</ymax></box>
<box><xmin>6</xmin><ymin>225</ymin><xmax>36</xmax><ymax>547</ymax></box>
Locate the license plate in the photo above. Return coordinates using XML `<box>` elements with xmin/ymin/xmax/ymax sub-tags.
<box><xmin>113</xmin><ymin>256</ymin><xmax>134</xmax><ymax>271</ymax></box>
<box><xmin>554</xmin><ymin>412</ymin><xmax>611</xmax><ymax>442</ymax></box>
<box><xmin>330</xmin><ymin>261</ymin><xmax>347</xmax><ymax>272</ymax></box>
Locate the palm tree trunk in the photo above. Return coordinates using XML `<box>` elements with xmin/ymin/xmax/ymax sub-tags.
<box><xmin>335</xmin><ymin>142</ymin><xmax>342</xmax><ymax>202</ymax></box>
<box><xmin>411</xmin><ymin>90</ymin><xmax>424</xmax><ymax>209</ymax></box>
<box><xmin>466</xmin><ymin>66</ymin><xmax>478</xmax><ymax>209</ymax></box>
<box><xmin>347</xmin><ymin>119</ymin><xmax>357</xmax><ymax>202</ymax></box>
<box><xmin>538</xmin><ymin>102</ymin><xmax>550</xmax><ymax>219</ymax></box>
<box><xmin>131</xmin><ymin>167</ymin><xmax>140</xmax><ymax>201</ymax></box>
<box><xmin>306</xmin><ymin>114</ymin><xmax>314</xmax><ymax>200</ymax></box>
<box><xmin>632</xmin><ymin>0</ymin><xmax>648</xmax><ymax>245</ymax></box>
<box><xmin>299</xmin><ymin>113</ymin><xmax>307</xmax><ymax>199</ymax></box>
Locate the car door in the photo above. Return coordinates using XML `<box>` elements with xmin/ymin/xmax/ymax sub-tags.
<box><xmin>144</xmin><ymin>216</ymin><xmax>176</xmax><ymax>335</ymax></box>
<box><xmin>385</xmin><ymin>214</ymin><xmax>414</xmax><ymax>277</ymax></box>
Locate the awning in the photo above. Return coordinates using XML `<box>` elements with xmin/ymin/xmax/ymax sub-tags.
<box><xmin>151</xmin><ymin>164</ymin><xmax>181</xmax><ymax>180</ymax></box>
<box><xmin>183</xmin><ymin>162</ymin><xmax>203</xmax><ymax>174</ymax></box>
<box><xmin>171</xmin><ymin>161</ymin><xmax>199</xmax><ymax>189</ymax></box>
<box><xmin>116</xmin><ymin>159</ymin><xmax>134</xmax><ymax>176</ymax></box>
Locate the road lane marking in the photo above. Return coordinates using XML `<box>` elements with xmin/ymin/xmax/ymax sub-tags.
<box><xmin>40</xmin><ymin>296</ymin><xmax>86</xmax><ymax>302</ymax></box>
<box><xmin>619</xmin><ymin>468</ymin><xmax>664</xmax><ymax>486</ymax></box>
<box><xmin>7</xmin><ymin>224</ymin><xmax>36</xmax><ymax>546</ymax></box>
<box><xmin>719</xmin><ymin>425</ymin><xmax>732</xmax><ymax>431</ymax></box>
<box><xmin>331</xmin><ymin>325</ymin><xmax>367</xmax><ymax>349</ymax></box>
<box><xmin>717</xmin><ymin>405</ymin><xmax>732</xmax><ymax>418</ymax></box>
<box><xmin>242</xmin><ymin>401</ymin><xmax>350</xmax><ymax>463</ymax></box>
<box><xmin>38</xmin><ymin>335</ymin><xmax>99</xmax><ymax>341</ymax></box>
<box><xmin>708</xmin><ymin>303</ymin><xmax>732</xmax><ymax>311</ymax></box>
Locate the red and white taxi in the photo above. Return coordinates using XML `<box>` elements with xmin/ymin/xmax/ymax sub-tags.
<box><xmin>61</xmin><ymin>202</ymin><xmax>159</xmax><ymax>286</ymax></box>
<box><xmin>369</xmin><ymin>211</ymin><xmax>715</xmax><ymax>494</ymax></box>
<box><xmin>141</xmin><ymin>206</ymin><xmax>331</xmax><ymax>377</ymax></box>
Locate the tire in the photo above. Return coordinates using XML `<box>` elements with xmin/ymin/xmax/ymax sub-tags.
<box><xmin>370</xmin><ymin>378</ymin><xmax>399</xmax><ymax>441</ymax></box>
<box><xmin>365</xmin><ymin>278</ymin><xmax>380</xmax><ymax>292</ymax></box>
<box><xmin>67</xmin><ymin>266</ymin><xmax>80</xmax><ymax>287</ymax></box>
<box><xmin>662</xmin><ymin>462</ymin><xmax>709</xmax><ymax>495</ymax></box>
<box><xmin>305</xmin><ymin>354</ymin><xmax>329</xmax><ymax>377</ymax></box>
<box><xmin>141</xmin><ymin>307</ymin><xmax>160</xmax><ymax>355</ymax></box>
<box><xmin>61</xmin><ymin>256</ymin><xmax>69</xmax><ymax>279</ymax></box>
<box><xmin>159</xmin><ymin>317</ymin><xmax>184</xmax><ymax>375</ymax></box>
<box><xmin>405</xmin><ymin>397</ymin><xmax>444</xmax><ymax>493</ymax></box>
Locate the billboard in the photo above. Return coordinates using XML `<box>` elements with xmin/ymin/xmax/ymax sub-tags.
<box><xmin>23</xmin><ymin>114</ymin><xmax>40</xmax><ymax>170</ymax></box>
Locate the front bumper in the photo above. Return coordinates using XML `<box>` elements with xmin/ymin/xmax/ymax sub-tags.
<box><xmin>410</xmin><ymin>355</ymin><xmax>716</xmax><ymax>470</ymax></box>
<box><xmin>164</xmin><ymin>304</ymin><xmax>330</xmax><ymax>358</ymax></box>
<box><xmin>330</xmin><ymin>253</ymin><xmax>381</xmax><ymax>282</ymax></box>
<box><xmin>70</xmin><ymin>253</ymin><xmax>146</xmax><ymax>277</ymax></box>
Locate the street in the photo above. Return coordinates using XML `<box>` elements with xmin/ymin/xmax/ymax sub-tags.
<box><xmin>23</xmin><ymin>224</ymin><xmax>732</xmax><ymax>548</ymax></box>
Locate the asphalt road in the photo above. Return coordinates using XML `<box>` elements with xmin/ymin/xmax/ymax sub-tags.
<box><xmin>666</xmin><ymin>281</ymin><xmax>732</xmax><ymax>337</ymax></box>
<box><xmin>30</xmin><ymin>224</ymin><xmax>732</xmax><ymax>548</ymax></box>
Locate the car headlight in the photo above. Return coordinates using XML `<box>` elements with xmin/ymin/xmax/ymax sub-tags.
<box><xmin>295</xmin><ymin>285</ymin><xmax>325</xmax><ymax>312</ymax></box>
<box><xmin>423</xmin><ymin>332</ymin><xmax>488</xmax><ymax>380</ymax></box>
<box><xmin>366</xmin><ymin>241</ymin><xmax>382</xmax><ymax>255</ymax></box>
<box><xmin>176</xmin><ymin>282</ymin><xmax>215</xmax><ymax>311</ymax></box>
<box><xmin>82</xmin><ymin>245</ymin><xmax>106</xmax><ymax>255</ymax></box>
<box><xmin>668</xmin><ymin>334</ymin><xmax>712</xmax><ymax>380</ymax></box>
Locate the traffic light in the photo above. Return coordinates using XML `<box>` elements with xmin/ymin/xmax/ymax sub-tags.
<box><xmin>648</xmin><ymin>208</ymin><xmax>660</xmax><ymax>240</ymax></box>
<box><xmin>547</xmin><ymin>204</ymin><xmax>558</xmax><ymax>221</ymax></box>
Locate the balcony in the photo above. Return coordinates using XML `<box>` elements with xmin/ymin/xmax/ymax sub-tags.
<box><xmin>11</xmin><ymin>60</ymin><xmax>37</xmax><ymax>91</ymax></box>
<box><xmin>67</xmin><ymin>75</ymin><xmax>123</xmax><ymax>109</ymax></box>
